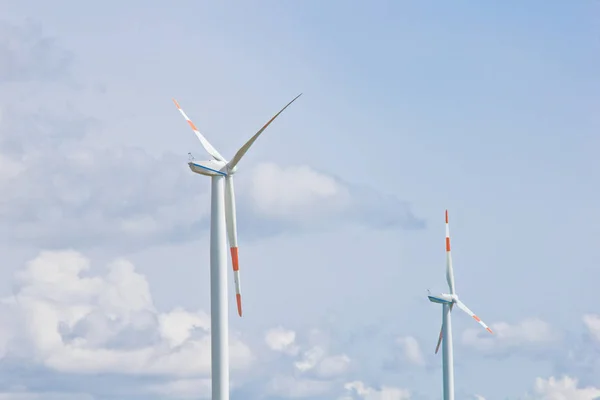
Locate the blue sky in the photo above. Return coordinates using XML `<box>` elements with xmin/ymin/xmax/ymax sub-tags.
<box><xmin>0</xmin><ymin>1</ymin><xmax>599</xmax><ymax>399</ymax></box>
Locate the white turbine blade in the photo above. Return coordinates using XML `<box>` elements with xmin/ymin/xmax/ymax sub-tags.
<box><xmin>227</xmin><ymin>93</ymin><xmax>302</xmax><ymax>170</ymax></box>
<box><xmin>225</xmin><ymin>176</ymin><xmax>242</xmax><ymax>317</ymax></box>
<box><xmin>455</xmin><ymin>299</ymin><xmax>493</xmax><ymax>334</ymax></box>
<box><xmin>434</xmin><ymin>303</ymin><xmax>453</xmax><ymax>354</ymax></box>
<box><xmin>435</xmin><ymin>323</ymin><xmax>443</xmax><ymax>354</ymax></box>
<box><xmin>445</xmin><ymin>210</ymin><xmax>456</xmax><ymax>294</ymax></box>
<box><xmin>172</xmin><ymin>98</ymin><xmax>226</xmax><ymax>162</ymax></box>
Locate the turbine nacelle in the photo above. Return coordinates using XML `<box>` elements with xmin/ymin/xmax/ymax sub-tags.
<box><xmin>428</xmin><ymin>293</ymin><xmax>456</xmax><ymax>304</ymax></box>
<box><xmin>188</xmin><ymin>160</ymin><xmax>228</xmax><ymax>177</ymax></box>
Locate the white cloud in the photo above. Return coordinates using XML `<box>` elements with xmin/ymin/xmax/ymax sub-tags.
<box><xmin>147</xmin><ymin>378</ymin><xmax>211</xmax><ymax>399</ymax></box>
<box><xmin>266</xmin><ymin>327</ymin><xmax>351</xmax><ymax>379</ymax></box>
<box><xmin>266</xmin><ymin>375</ymin><xmax>336</xmax><ymax>398</ymax></box>
<box><xmin>0</xmin><ymin>393</ymin><xmax>93</xmax><ymax>400</ymax></box>
<box><xmin>159</xmin><ymin>307</ymin><xmax>211</xmax><ymax>348</ymax></box>
<box><xmin>341</xmin><ymin>381</ymin><xmax>411</xmax><ymax>400</ymax></box>
<box><xmin>265</xmin><ymin>327</ymin><xmax>352</xmax><ymax>398</ymax></box>
<box><xmin>316</xmin><ymin>354</ymin><xmax>352</xmax><ymax>378</ymax></box>
<box><xmin>396</xmin><ymin>336</ymin><xmax>425</xmax><ymax>366</ymax></box>
<box><xmin>246</xmin><ymin>162</ymin><xmax>424</xmax><ymax>231</ymax></box>
<box><xmin>531</xmin><ymin>376</ymin><xmax>600</xmax><ymax>400</ymax></box>
<box><xmin>462</xmin><ymin>318</ymin><xmax>558</xmax><ymax>354</ymax></box>
<box><xmin>0</xmin><ymin>250</ymin><xmax>253</xmax><ymax>378</ymax></box>
<box><xmin>0</xmin><ymin>141</ymin><xmax>422</xmax><ymax>250</ymax></box>
<box><xmin>583</xmin><ymin>314</ymin><xmax>600</xmax><ymax>343</ymax></box>
<box><xmin>293</xmin><ymin>344</ymin><xmax>351</xmax><ymax>378</ymax></box>
<box><xmin>0</xmin><ymin>139</ymin><xmax>212</xmax><ymax>249</ymax></box>
<box><xmin>265</xmin><ymin>326</ymin><xmax>300</xmax><ymax>355</ymax></box>
<box><xmin>295</xmin><ymin>345</ymin><xmax>327</xmax><ymax>372</ymax></box>
<box><xmin>249</xmin><ymin>162</ymin><xmax>352</xmax><ymax>221</ymax></box>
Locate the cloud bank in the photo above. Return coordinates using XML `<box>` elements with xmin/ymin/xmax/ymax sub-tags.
<box><xmin>0</xmin><ymin>251</ymin><xmax>252</xmax><ymax>382</ymax></box>
<box><xmin>0</xmin><ymin>113</ymin><xmax>424</xmax><ymax>250</ymax></box>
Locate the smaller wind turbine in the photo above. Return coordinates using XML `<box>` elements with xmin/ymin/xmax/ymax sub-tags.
<box><xmin>427</xmin><ymin>210</ymin><xmax>493</xmax><ymax>400</ymax></box>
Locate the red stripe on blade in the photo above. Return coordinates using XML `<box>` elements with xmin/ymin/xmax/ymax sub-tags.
<box><xmin>230</xmin><ymin>247</ymin><xmax>239</xmax><ymax>271</ymax></box>
<box><xmin>236</xmin><ymin>293</ymin><xmax>242</xmax><ymax>317</ymax></box>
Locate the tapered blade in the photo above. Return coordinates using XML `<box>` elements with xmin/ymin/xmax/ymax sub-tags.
<box><xmin>455</xmin><ymin>299</ymin><xmax>493</xmax><ymax>334</ymax></box>
<box><xmin>225</xmin><ymin>176</ymin><xmax>242</xmax><ymax>317</ymax></box>
<box><xmin>172</xmin><ymin>98</ymin><xmax>226</xmax><ymax>162</ymax></box>
<box><xmin>227</xmin><ymin>93</ymin><xmax>302</xmax><ymax>170</ymax></box>
<box><xmin>445</xmin><ymin>210</ymin><xmax>456</xmax><ymax>294</ymax></box>
<box><xmin>435</xmin><ymin>303</ymin><xmax>454</xmax><ymax>354</ymax></box>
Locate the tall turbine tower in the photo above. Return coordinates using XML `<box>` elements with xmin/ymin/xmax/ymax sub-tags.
<box><xmin>173</xmin><ymin>94</ymin><xmax>302</xmax><ymax>400</ymax></box>
<box><xmin>427</xmin><ymin>210</ymin><xmax>494</xmax><ymax>400</ymax></box>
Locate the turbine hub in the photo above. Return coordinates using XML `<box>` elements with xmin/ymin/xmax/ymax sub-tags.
<box><xmin>227</xmin><ymin>164</ymin><xmax>238</xmax><ymax>175</ymax></box>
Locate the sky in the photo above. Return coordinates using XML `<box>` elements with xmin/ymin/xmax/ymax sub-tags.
<box><xmin>0</xmin><ymin>0</ymin><xmax>599</xmax><ymax>399</ymax></box>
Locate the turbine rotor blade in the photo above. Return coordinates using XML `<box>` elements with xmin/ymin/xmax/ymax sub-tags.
<box><xmin>434</xmin><ymin>303</ymin><xmax>453</xmax><ymax>354</ymax></box>
<box><xmin>172</xmin><ymin>98</ymin><xmax>226</xmax><ymax>162</ymax></box>
<box><xmin>227</xmin><ymin>93</ymin><xmax>302</xmax><ymax>170</ymax></box>
<box><xmin>445</xmin><ymin>210</ymin><xmax>456</xmax><ymax>294</ymax></box>
<box><xmin>225</xmin><ymin>176</ymin><xmax>242</xmax><ymax>317</ymax></box>
<box><xmin>455</xmin><ymin>299</ymin><xmax>493</xmax><ymax>334</ymax></box>
<box><xmin>435</xmin><ymin>324</ymin><xmax>443</xmax><ymax>354</ymax></box>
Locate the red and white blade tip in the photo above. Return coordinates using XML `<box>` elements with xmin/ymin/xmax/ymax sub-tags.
<box><xmin>445</xmin><ymin>211</ymin><xmax>451</xmax><ymax>252</ymax></box>
<box><xmin>472</xmin><ymin>314</ymin><xmax>494</xmax><ymax>334</ymax></box>
<box><xmin>236</xmin><ymin>294</ymin><xmax>242</xmax><ymax>317</ymax></box>
<box><xmin>230</xmin><ymin>247</ymin><xmax>243</xmax><ymax>317</ymax></box>
<box><xmin>172</xmin><ymin>99</ymin><xmax>197</xmax><ymax>129</ymax></box>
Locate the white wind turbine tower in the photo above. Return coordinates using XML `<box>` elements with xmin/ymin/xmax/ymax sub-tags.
<box><xmin>427</xmin><ymin>210</ymin><xmax>494</xmax><ymax>400</ymax></box>
<box><xmin>172</xmin><ymin>93</ymin><xmax>302</xmax><ymax>400</ymax></box>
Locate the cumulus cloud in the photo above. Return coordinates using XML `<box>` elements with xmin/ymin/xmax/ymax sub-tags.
<box><xmin>462</xmin><ymin>318</ymin><xmax>559</xmax><ymax>356</ymax></box>
<box><xmin>1</xmin><ymin>250</ymin><xmax>395</xmax><ymax>399</ymax></box>
<box><xmin>0</xmin><ymin>250</ymin><xmax>253</xmax><ymax>378</ymax></box>
<box><xmin>340</xmin><ymin>381</ymin><xmax>411</xmax><ymax>400</ymax></box>
<box><xmin>246</xmin><ymin>163</ymin><xmax>424</xmax><ymax>232</ymax></box>
<box><xmin>583</xmin><ymin>314</ymin><xmax>600</xmax><ymax>343</ymax></box>
<box><xmin>264</xmin><ymin>327</ymin><xmax>352</xmax><ymax>398</ymax></box>
<box><xmin>249</xmin><ymin>163</ymin><xmax>352</xmax><ymax>219</ymax></box>
<box><xmin>395</xmin><ymin>336</ymin><xmax>425</xmax><ymax>366</ymax></box>
<box><xmin>266</xmin><ymin>376</ymin><xmax>337</xmax><ymax>399</ymax></box>
<box><xmin>551</xmin><ymin>315</ymin><xmax>600</xmax><ymax>387</ymax></box>
<box><xmin>266</xmin><ymin>326</ymin><xmax>300</xmax><ymax>356</ymax></box>
<box><xmin>382</xmin><ymin>335</ymin><xmax>427</xmax><ymax>371</ymax></box>
<box><xmin>147</xmin><ymin>378</ymin><xmax>211</xmax><ymax>399</ymax></box>
<box><xmin>292</xmin><ymin>331</ymin><xmax>351</xmax><ymax>379</ymax></box>
<box><xmin>0</xmin><ymin>138</ymin><xmax>210</xmax><ymax>250</ymax></box>
<box><xmin>529</xmin><ymin>376</ymin><xmax>600</xmax><ymax>400</ymax></box>
<box><xmin>0</xmin><ymin>134</ymin><xmax>423</xmax><ymax>249</ymax></box>
<box><xmin>0</xmin><ymin>393</ymin><xmax>93</xmax><ymax>400</ymax></box>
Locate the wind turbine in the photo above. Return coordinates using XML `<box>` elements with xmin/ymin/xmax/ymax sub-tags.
<box><xmin>172</xmin><ymin>93</ymin><xmax>302</xmax><ymax>400</ymax></box>
<box><xmin>427</xmin><ymin>210</ymin><xmax>494</xmax><ymax>400</ymax></box>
